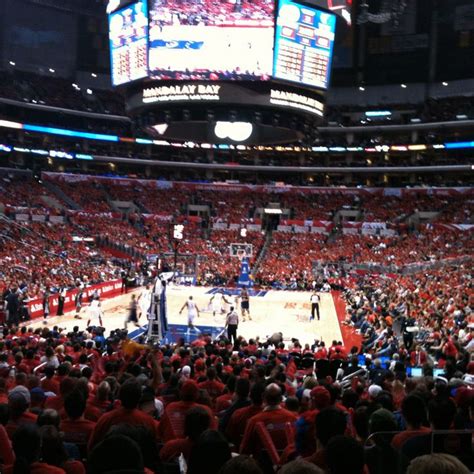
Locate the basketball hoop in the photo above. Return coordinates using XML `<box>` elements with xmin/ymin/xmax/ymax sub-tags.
<box><xmin>229</xmin><ymin>243</ymin><xmax>253</xmax><ymax>260</ymax></box>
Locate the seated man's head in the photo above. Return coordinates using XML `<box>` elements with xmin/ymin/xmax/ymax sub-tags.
<box><xmin>264</xmin><ymin>383</ymin><xmax>282</xmax><ymax>408</ymax></box>
<box><xmin>119</xmin><ymin>379</ymin><xmax>142</xmax><ymax>410</ymax></box>
<box><xmin>64</xmin><ymin>390</ymin><xmax>86</xmax><ymax>421</ymax></box>
<box><xmin>315</xmin><ymin>408</ymin><xmax>347</xmax><ymax>448</ymax></box>
<box><xmin>8</xmin><ymin>386</ymin><xmax>31</xmax><ymax>419</ymax></box>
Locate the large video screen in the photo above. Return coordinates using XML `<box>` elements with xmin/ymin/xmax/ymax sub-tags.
<box><xmin>273</xmin><ymin>0</ymin><xmax>336</xmax><ymax>89</ymax></box>
<box><xmin>148</xmin><ymin>0</ymin><xmax>275</xmax><ymax>80</ymax></box>
<box><xmin>109</xmin><ymin>0</ymin><xmax>149</xmax><ymax>86</ymax></box>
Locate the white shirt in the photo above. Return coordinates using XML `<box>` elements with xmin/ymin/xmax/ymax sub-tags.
<box><xmin>310</xmin><ymin>294</ymin><xmax>320</xmax><ymax>304</ymax></box>
<box><xmin>226</xmin><ymin>311</ymin><xmax>239</xmax><ymax>326</ymax></box>
<box><xmin>187</xmin><ymin>300</ymin><xmax>197</xmax><ymax>314</ymax></box>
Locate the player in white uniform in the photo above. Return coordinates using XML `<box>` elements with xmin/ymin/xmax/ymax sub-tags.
<box><xmin>137</xmin><ymin>284</ymin><xmax>152</xmax><ymax>320</ymax></box>
<box><xmin>210</xmin><ymin>290</ymin><xmax>230</xmax><ymax>318</ymax></box>
<box><xmin>86</xmin><ymin>296</ymin><xmax>104</xmax><ymax>327</ymax></box>
<box><xmin>179</xmin><ymin>296</ymin><xmax>201</xmax><ymax>331</ymax></box>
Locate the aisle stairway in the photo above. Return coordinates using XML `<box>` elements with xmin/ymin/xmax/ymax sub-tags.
<box><xmin>42</xmin><ymin>180</ymin><xmax>81</xmax><ymax>210</ymax></box>
<box><xmin>252</xmin><ymin>231</ymin><xmax>273</xmax><ymax>277</ymax></box>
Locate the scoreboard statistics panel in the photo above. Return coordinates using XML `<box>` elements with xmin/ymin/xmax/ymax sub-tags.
<box><xmin>147</xmin><ymin>0</ymin><xmax>274</xmax><ymax>81</ymax></box>
<box><xmin>273</xmin><ymin>0</ymin><xmax>336</xmax><ymax>89</ymax></box>
<box><xmin>109</xmin><ymin>0</ymin><xmax>148</xmax><ymax>86</ymax></box>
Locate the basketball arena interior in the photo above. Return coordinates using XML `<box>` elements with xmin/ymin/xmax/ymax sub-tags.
<box><xmin>0</xmin><ymin>0</ymin><xmax>473</xmax><ymax>473</ymax></box>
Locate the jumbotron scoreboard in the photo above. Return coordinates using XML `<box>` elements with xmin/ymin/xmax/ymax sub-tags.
<box><xmin>107</xmin><ymin>0</ymin><xmax>345</xmax><ymax>144</ymax></box>
<box><xmin>273</xmin><ymin>0</ymin><xmax>336</xmax><ymax>89</ymax></box>
<box><xmin>109</xmin><ymin>0</ymin><xmax>149</xmax><ymax>86</ymax></box>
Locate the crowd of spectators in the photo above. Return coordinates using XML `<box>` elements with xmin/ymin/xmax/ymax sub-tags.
<box><xmin>256</xmin><ymin>226</ymin><xmax>472</xmax><ymax>289</ymax></box>
<box><xmin>150</xmin><ymin>0</ymin><xmax>273</xmax><ymax>27</ymax></box>
<box><xmin>0</xmin><ymin>173</ymin><xmax>472</xmax><ymax>294</ymax></box>
<box><xmin>0</xmin><ymin>176</ymin><xmax>60</xmax><ymax>214</ymax></box>
<box><xmin>0</xmin><ymin>257</ymin><xmax>472</xmax><ymax>473</ymax></box>
<box><xmin>0</xmin><ymin>219</ymin><xmax>125</xmax><ymax>300</ymax></box>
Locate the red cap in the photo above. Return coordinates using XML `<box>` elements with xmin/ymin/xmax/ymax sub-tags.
<box><xmin>310</xmin><ymin>386</ymin><xmax>331</xmax><ymax>409</ymax></box>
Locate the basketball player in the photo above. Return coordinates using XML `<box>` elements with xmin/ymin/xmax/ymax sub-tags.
<box><xmin>125</xmin><ymin>294</ymin><xmax>140</xmax><ymax>329</ymax></box>
<box><xmin>74</xmin><ymin>286</ymin><xmax>83</xmax><ymax>320</ymax></box>
<box><xmin>210</xmin><ymin>290</ymin><xmax>230</xmax><ymax>318</ymax></box>
<box><xmin>179</xmin><ymin>295</ymin><xmax>201</xmax><ymax>331</ymax></box>
<box><xmin>240</xmin><ymin>287</ymin><xmax>252</xmax><ymax>321</ymax></box>
<box><xmin>310</xmin><ymin>290</ymin><xmax>321</xmax><ymax>321</ymax></box>
<box><xmin>137</xmin><ymin>284</ymin><xmax>152</xmax><ymax>320</ymax></box>
<box><xmin>86</xmin><ymin>295</ymin><xmax>104</xmax><ymax>328</ymax></box>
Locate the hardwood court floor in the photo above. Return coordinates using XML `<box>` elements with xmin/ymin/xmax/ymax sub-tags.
<box><xmin>27</xmin><ymin>286</ymin><xmax>344</xmax><ymax>346</ymax></box>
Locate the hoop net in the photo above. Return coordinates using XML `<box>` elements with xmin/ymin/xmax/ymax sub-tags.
<box><xmin>236</xmin><ymin>249</ymin><xmax>247</xmax><ymax>261</ymax></box>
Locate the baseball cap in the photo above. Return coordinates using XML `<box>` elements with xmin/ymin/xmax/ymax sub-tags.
<box><xmin>8</xmin><ymin>385</ymin><xmax>31</xmax><ymax>405</ymax></box>
<box><xmin>368</xmin><ymin>384</ymin><xmax>383</xmax><ymax>398</ymax></box>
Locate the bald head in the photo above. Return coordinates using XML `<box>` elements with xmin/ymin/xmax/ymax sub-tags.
<box><xmin>97</xmin><ymin>381</ymin><xmax>111</xmax><ymax>401</ymax></box>
<box><xmin>264</xmin><ymin>383</ymin><xmax>282</xmax><ymax>407</ymax></box>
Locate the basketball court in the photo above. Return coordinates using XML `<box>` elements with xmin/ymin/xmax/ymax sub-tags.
<box><xmin>24</xmin><ymin>285</ymin><xmax>344</xmax><ymax>346</ymax></box>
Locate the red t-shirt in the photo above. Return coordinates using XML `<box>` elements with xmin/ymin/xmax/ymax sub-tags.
<box><xmin>158</xmin><ymin>401</ymin><xmax>216</xmax><ymax>442</ymax></box>
<box><xmin>44</xmin><ymin>395</ymin><xmax>64</xmax><ymax>412</ymax></box>
<box><xmin>6</xmin><ymin>411</ymin><xmax>38</xmax><ymax>438</ymax></box>
<box><xmin>391</xmin><ymin>427</ymin><xmax>431</xmax><ymax>449</ymax></box>
<box><xmin>41</xmin><ymin>378</ymin><xmax>60</xmax><ymax>395</ymax></box>
<box><xmin>215</xmin><ymin>393</ymin><xmax>233</xmax><ymax>414</ymax></box>
<box><xmin>197</xmin><ymin>380</ymin><xmax>225</xmax><ymax>400</ymax></box>
<box><xmin>60</xmin><ymin>418</ymin><xmax>96</xmax><ymax>445</ymax></box>
<box><xmin>240</xmin><ymin>408</ymin><xmax>297</xmax><ymax>457</ymax></box>
<box><xmin>0</xmin><ymin>425</ymin><xmax>14</xmax><ymax>466</ymax></box>
<box><xmin>159</xmin><ymin>437</ymin><xmax>194</xmax><ymax>462</ymax></box>
<box><xmin>226</xmin><ymin>404</ymin><xmax>262</xmax><ymax>447</ymax></box>
<box><xmin>4</xmin><ymin>462</ymin><xmax>65</xmax><ymax>474</ymax></box>
<box><xmin>88</xmin><ymin>408</ymin><xmax>158</xmax><ymax>450</ymax></box>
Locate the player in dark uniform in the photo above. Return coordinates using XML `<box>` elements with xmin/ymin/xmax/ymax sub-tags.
<box><xmin>240</xmin><ymin>287</ymin><xmax>252</xmax><ymax>322</ymax></box>
<box><xmin>74</xmin><ymin>286</ymin><xmax>83</xmax><ymax>320</ymax></box>
<box><xmin>125</xmin><ymin>294</ymin><xmax>140</xmax><ymax>329</ymax></box>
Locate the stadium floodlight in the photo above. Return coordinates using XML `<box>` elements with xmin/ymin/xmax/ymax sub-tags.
<box><xmin>91</xmin><ymin>73</ymin><xmax>97</xmax><ymax>78</ymax></box>
<box><xmin>359</xmin><ymin>86</ymin><xmax>365</xmax><ymax>91</ymax></box>
<box><xmin>264</xmin><ymin>208</ymin><xmax>283</xmax><ymax>214</ymax></box>
<box><xmin>365</xmin><ymin>111</ymin><xmax>391</xmax><ymax>117</ymax></box>
<box><xmin>9</xmin><ymin>61</ymin><xmax>15</xmax><ymax>66</ymax></box>
<box><xmin>400</xmin><ymin>84</ymin><xmax>407</xmax><ymax>88</ymax></box>
<box><xmin>442</xmin><ymin>82</ymin><xmax>448</xmax><ymax>86</ymax></box>
<box><xmin>214</xmin><ymin>122</ymin><xmax>253</xmax><ymax>142</ymax></box>
<box><xmin>86</xmin><ymin>89</ymin><xmax>93</xmax><ymax>95</ymax></box>
<box><xmin>152</xmin><ymin>124</ymin><xmax>168</xmax><ymax>135</ymax></box>
<box><xmin>49</xmin><ymin>68</ymin><xmax>55</xmax><ymax>73</ymax></box>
